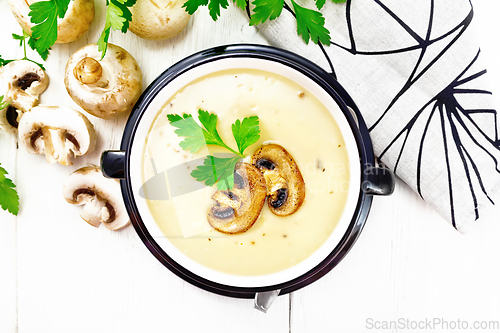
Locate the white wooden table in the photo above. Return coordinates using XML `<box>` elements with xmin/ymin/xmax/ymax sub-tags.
<box><xmin>1</xmin><ymin>1</ymin><xmax>499</xmax><ymax>332</ymax></box>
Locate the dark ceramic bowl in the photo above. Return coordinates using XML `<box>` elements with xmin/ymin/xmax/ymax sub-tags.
<box><xmin>101</xmin><ymin>44</ymin><xmax>394</xmax><ymax>305</ymax></box>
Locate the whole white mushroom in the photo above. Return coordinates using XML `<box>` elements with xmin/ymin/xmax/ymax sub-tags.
<box><xmin>129</xmin><ymin>0</ymin><xmax>191</xmax><ymax>40</ymax></box>
<box><xmin>9</xmin><ymin>0</ymin><xmax>95</xmax><ymax>44</ymax></box>
<box><xmin>64</xmin><ymin>43</ymin><xmax>143</xmax><ymax>119</ymax></box>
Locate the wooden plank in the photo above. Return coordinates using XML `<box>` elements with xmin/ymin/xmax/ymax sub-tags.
<box><xmin>0</xmin><ymin>132</ymin><xmax>18</xmax><ymax>333</ymax></box>
<box><xmin>0</xmin><ymin>2</ymin><xmax>24</xmax><ymax>331</ymax></box>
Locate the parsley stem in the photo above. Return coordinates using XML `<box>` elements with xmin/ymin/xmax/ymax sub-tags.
<box><xmin>22</xmin><ymin>30</ymin><xmax>28</xmax><ymax>60</ymax></box>
<box><xmin>220</xmin><ymin>144</ymin><xmax>245</xmax><ymax>158</ymax></box>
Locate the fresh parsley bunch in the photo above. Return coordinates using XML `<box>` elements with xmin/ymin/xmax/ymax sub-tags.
<box><xmin>184</xmin><ymin>0</ymin><xmax>347</xmax><ymax>45</ymax></box>
<box><xmin>167</xmin><ymin>110</ymin><xmax>261</xmax><ymax>191</ymax></box>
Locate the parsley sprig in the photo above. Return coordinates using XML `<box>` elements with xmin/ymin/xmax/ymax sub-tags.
<box><xmin>167</xmin><ymin>110</ymin><xmax>261</xmax><ymax>190</ymax></box>
<box><xmin>1</xmin><ymin>31</ymin><xmax>45</xmax><ymax>70</ymax></box>
<box><xmin>28</xmin><ymin>0</ymin><xmax>70</xmax><ymax>60</ymax></box>
<box><xmin>97</xmin><ymin>0</ymin><xmax>137</xmax><ymax>59</ymax></box>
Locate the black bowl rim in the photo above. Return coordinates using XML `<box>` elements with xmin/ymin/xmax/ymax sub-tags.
<box><xmin>119</xmin><ymin>44</ymin><xmax>375</xmax><ymax>298</ymax></box>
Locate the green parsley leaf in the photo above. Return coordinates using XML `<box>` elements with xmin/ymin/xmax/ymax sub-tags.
<box><xmin>231</xmin><ymin>116</ymin><xmax>260</xmax><ymax>155</ymax></box>
<box><xmin>191</xmin><ymin>155</ymin><xmax>241</xmax><ymax>190</ymax></box>
<box><xmin>29</xmin><ymin>0</ymin><xmax>71</xmax><ymax>60</ymax></box>
<box><xmin>97</xmin><ymin>27</ymin><xmax>111</xmax><ymax>58</ymax></box>
<box><xmin>331</xmin><ymin>0</ymin><xmax>346</xmax><ymax>3</ymax></box>
<box><xmin>207</xmin><ymin>0</ymin><xmax>229</xmax><ymax>20</ymax></box>
<box><xmin>168</xmin><ymin>110</ymin><xmax>261</xmax><ymax>190</ymax></box>
<box><xmin>233</xmin><ymin>0</ymin><xmax>247</xmax><ymax>11</ymax></box>
<box><xmin>183</xmin><ymin>0</ymin><xmax>209</xmax><ymax>15</ymax></box>
<box><xmin>12</xmin><ymin>33</ymin><xmax>25</xmax><ymax>47</ymax></box>
<box><xmin>0</xmin><ymin>163</ymin><xmax>19</xmax><ymax>216</ymax></box>
<box><xmin>291</xmin><ymin>0</ymin><xmax>330</xmax><ymax>45</ymax></box>
<box><xmin>167</xmin><ymin>110</ymin><xmax>242</xmax><ymax>156</ymax></box>
<box><xmin>249</xmin><ymin>0</ymin><xmax>284</xmax><ymax>25</ymax></box>
<box><xmin>0</xmin><ymin>95</ymin><xmax>11</xmax><ymax>110</ymax></box>
<box><xmin>97</xmin><ymin>0</ymin><xmax>137</xmax><ymax>59</ymax></box>
<box><xmin>0</xmin><ymin>56</ymin><xmax>15</xmax><ymax>67</ymax></box>
<box><xmin>315</xmin><ymin>0</ymin><xmax>325</xmax><ymax>10</ymax></box>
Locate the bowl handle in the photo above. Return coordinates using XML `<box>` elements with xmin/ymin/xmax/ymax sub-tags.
<box><xmin>363</xmin><ymin>164</ymin><xmax>395</xmax><ymax>196</ymax></box>
<box><xmin>254</xmin><ymin>290</ymin><xmax>281</xmax><ymax>313</ymax></box>
<box><xmin>101</xmin><ymin>150</ymin><xmax>126</xmax><ymax>179</ymax></box>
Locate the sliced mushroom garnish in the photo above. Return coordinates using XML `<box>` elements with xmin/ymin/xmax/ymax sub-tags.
<box><xmin>63</xmin><ymin>166</ymin><xmax>130</xmax><ymax>231</ymax></box>
<box><xmin>252</xmin><ymin>144</ymin><xmax>305</xmax><ymax>216</ymax></box>
<box><xmin>0</xmin><ymin>60</ymin><xmax>49</xmax><ymax>117</ymax></box>
<box><xmin>129</xmin><ymin>0</ymin><xmax>191</xmax><ymax>40</ymax></box>
<box><xmin>64</xmin><ymin>43</ymin><xmax>142</xmax><ymax>119</ymax></box>
<box><xmin>9</xmin><ymin>0</ymin><xmax>94</xmax><ymax>44</ymax></box>
<box><xmin>18</xmin><ymin>105</ymin><xmax>96</xmax><ymax>165</ymax></box>
<box><xmin>208</xmin><ymin>163</ymin><xmax>267</xmax><ymax>234</ymax></box>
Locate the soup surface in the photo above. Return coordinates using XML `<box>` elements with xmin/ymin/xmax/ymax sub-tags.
<box><xmin>142</xmin><ymin>69</ymin><xmax>351</xmax><ymax>276</ymax></box>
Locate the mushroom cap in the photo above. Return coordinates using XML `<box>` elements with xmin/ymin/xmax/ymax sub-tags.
<box><xmin>252</xmin><ymin>144</ymin><xmax>306</xmax><ymax>216</ymax></box>
<box><xmin>207</xmin><ymin>162</ymin><xmax>267</xmax><ymax>234</ymax></box>
<box><xmin>0</xmin><ymin>60</ymin><xmax>49</xmax><ymax>113</ymax></box>
<box><xmin>63</xmin><ymin>165</ymin><xmax>130</xmax><ymax>231</ymax></box>
<box><xmin>64</xmin><ymin>43</ymin><xmax>143</xmax><ymax>119</ymax></box>
<box><xmin>9</xmin><ymin>0</ymin><xmax>95</xmax><ymax>44</ymax></box>
<box><xmin>18</xmin><ymin>105</ymin><xmax>96</xmax><ymax>165</ymax></box>
<box><xmin>129</xmin><ymin>0</ymin><xmax>191</xmax><ymax>40</ymax></box>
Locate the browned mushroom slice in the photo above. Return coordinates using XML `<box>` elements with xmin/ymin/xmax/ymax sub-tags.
<box><xmin>207</xmin><ymin>163</ymin><xmax>267</xmax><ymax>234</ymax></box>
<box><xmin>252</xmin><ymin>144</ymin><xmax>305</xmax><ymax>216</ymax></box>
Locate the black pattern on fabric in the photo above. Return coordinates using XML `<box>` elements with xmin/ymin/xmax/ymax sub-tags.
<box><xmin>281</xmin><ymin>0</ymin><xmax>498</xmax><ymax>229</ymax></box>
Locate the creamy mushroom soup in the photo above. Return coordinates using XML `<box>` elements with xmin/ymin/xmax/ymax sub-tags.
<box><xmin>142</xmin><ymin>69</ymin><xmax>351</xmax><ymax>276</ymax></box>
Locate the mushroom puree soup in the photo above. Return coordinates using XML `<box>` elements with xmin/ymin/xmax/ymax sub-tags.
<box><xmin>142</xmin><ymin>69</ymin><xmax>351</xmax><ymax>276</ymax></box>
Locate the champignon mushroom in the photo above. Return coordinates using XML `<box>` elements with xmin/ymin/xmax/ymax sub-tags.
<box><xmin>63</xmin><ymin>165</ymin><xmax>130</xmax><ymax>231</ymax></box>
<box><xmin>208</xmin><ymin>163</ymin><xmax>267</xmax><ymax>234</ymax></box>
<box><xmin>0</xmin><ymin>60</ymin><xmax>49</xmax><ymax>115</ymax></box>
<box><xmin>0</xmin><ymin>105</ymin><xmax>22</xmax><ymax>134</ymax></box>
<box><xmin>64</xmin><ymin>43</ymin><xmax>143</xmax><ymax>119</ymax></box>
<box><xmin>18</xmin><ymin>105</ymin><xmax>96</xmax><ymax>165</ymax></box>
<box><xmin>9</xmin><ymin>0</ymin><xmax>94</xmax><ymax>44</ymax></box>
<box><xmin>129</xmin><ymin>0</ymin><xmax>191</xmax><ymax>40</ymax></box>
<box><xmin>252</xmin><ymin>144</ymin><xmax>305</xmax><ymax>216</ymax></box>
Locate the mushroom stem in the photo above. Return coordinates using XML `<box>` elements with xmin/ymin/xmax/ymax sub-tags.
<box><xmin>80</xmin><ymin>195</ymin><xmax>108</xmax><ymax>227</ymax></box>
<box><xmin>73</xmin><ymin>57</ymin><xmax>103</xmax><ymax>84</ymax></box>
<box><xmin>41</xmin><ymin>127</ymin><xmax>56</xmax><ymax>163</ymax></box>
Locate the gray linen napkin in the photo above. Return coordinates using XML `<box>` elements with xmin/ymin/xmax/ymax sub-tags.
<box><xmin>255</xmin><ymin>0</ymin><xmax>499</xmax><ymax>232</ymax></box>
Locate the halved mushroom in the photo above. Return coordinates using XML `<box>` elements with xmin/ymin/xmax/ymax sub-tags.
<box><xmin>129</xmin><ymin>0</ymin><xmax>191</xmax><ymax>40</ymax></box>
<box><xmin>64</xmin><ymin>43</ymin><xmax>143</xmax><ymax>119</ymax></box>
<box><xmin>252</xmin><ymin>144</ymin><xmax>305</xmax><ymax>216</ymax></box>
<box><xmin>0</xmin><ymin>60</ymin><xmax>49</xmax><ymax>117</ymax></box>
<box><xmin>9</xmin><ymin>0</ymin><xmax>94</xmax><ymax>44</ymax></box>
<box><xmin>63</xmin><ymin>165</ymin><xmax>130</xmax><ymax>231</ymax></box>
<box><xmin>208</xmin><ymin>163</ymin><xmax>267</xmax><ymax>234</ymax></box>
<box><xmin>0</xmin><ymin>105</ymin><xmax>22</xmax><ymax>133</ymax></box>
<box><xmin>18</xmin><ymin>105</ymin><xmax>96</xmax><ymax>165</ymax></box>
